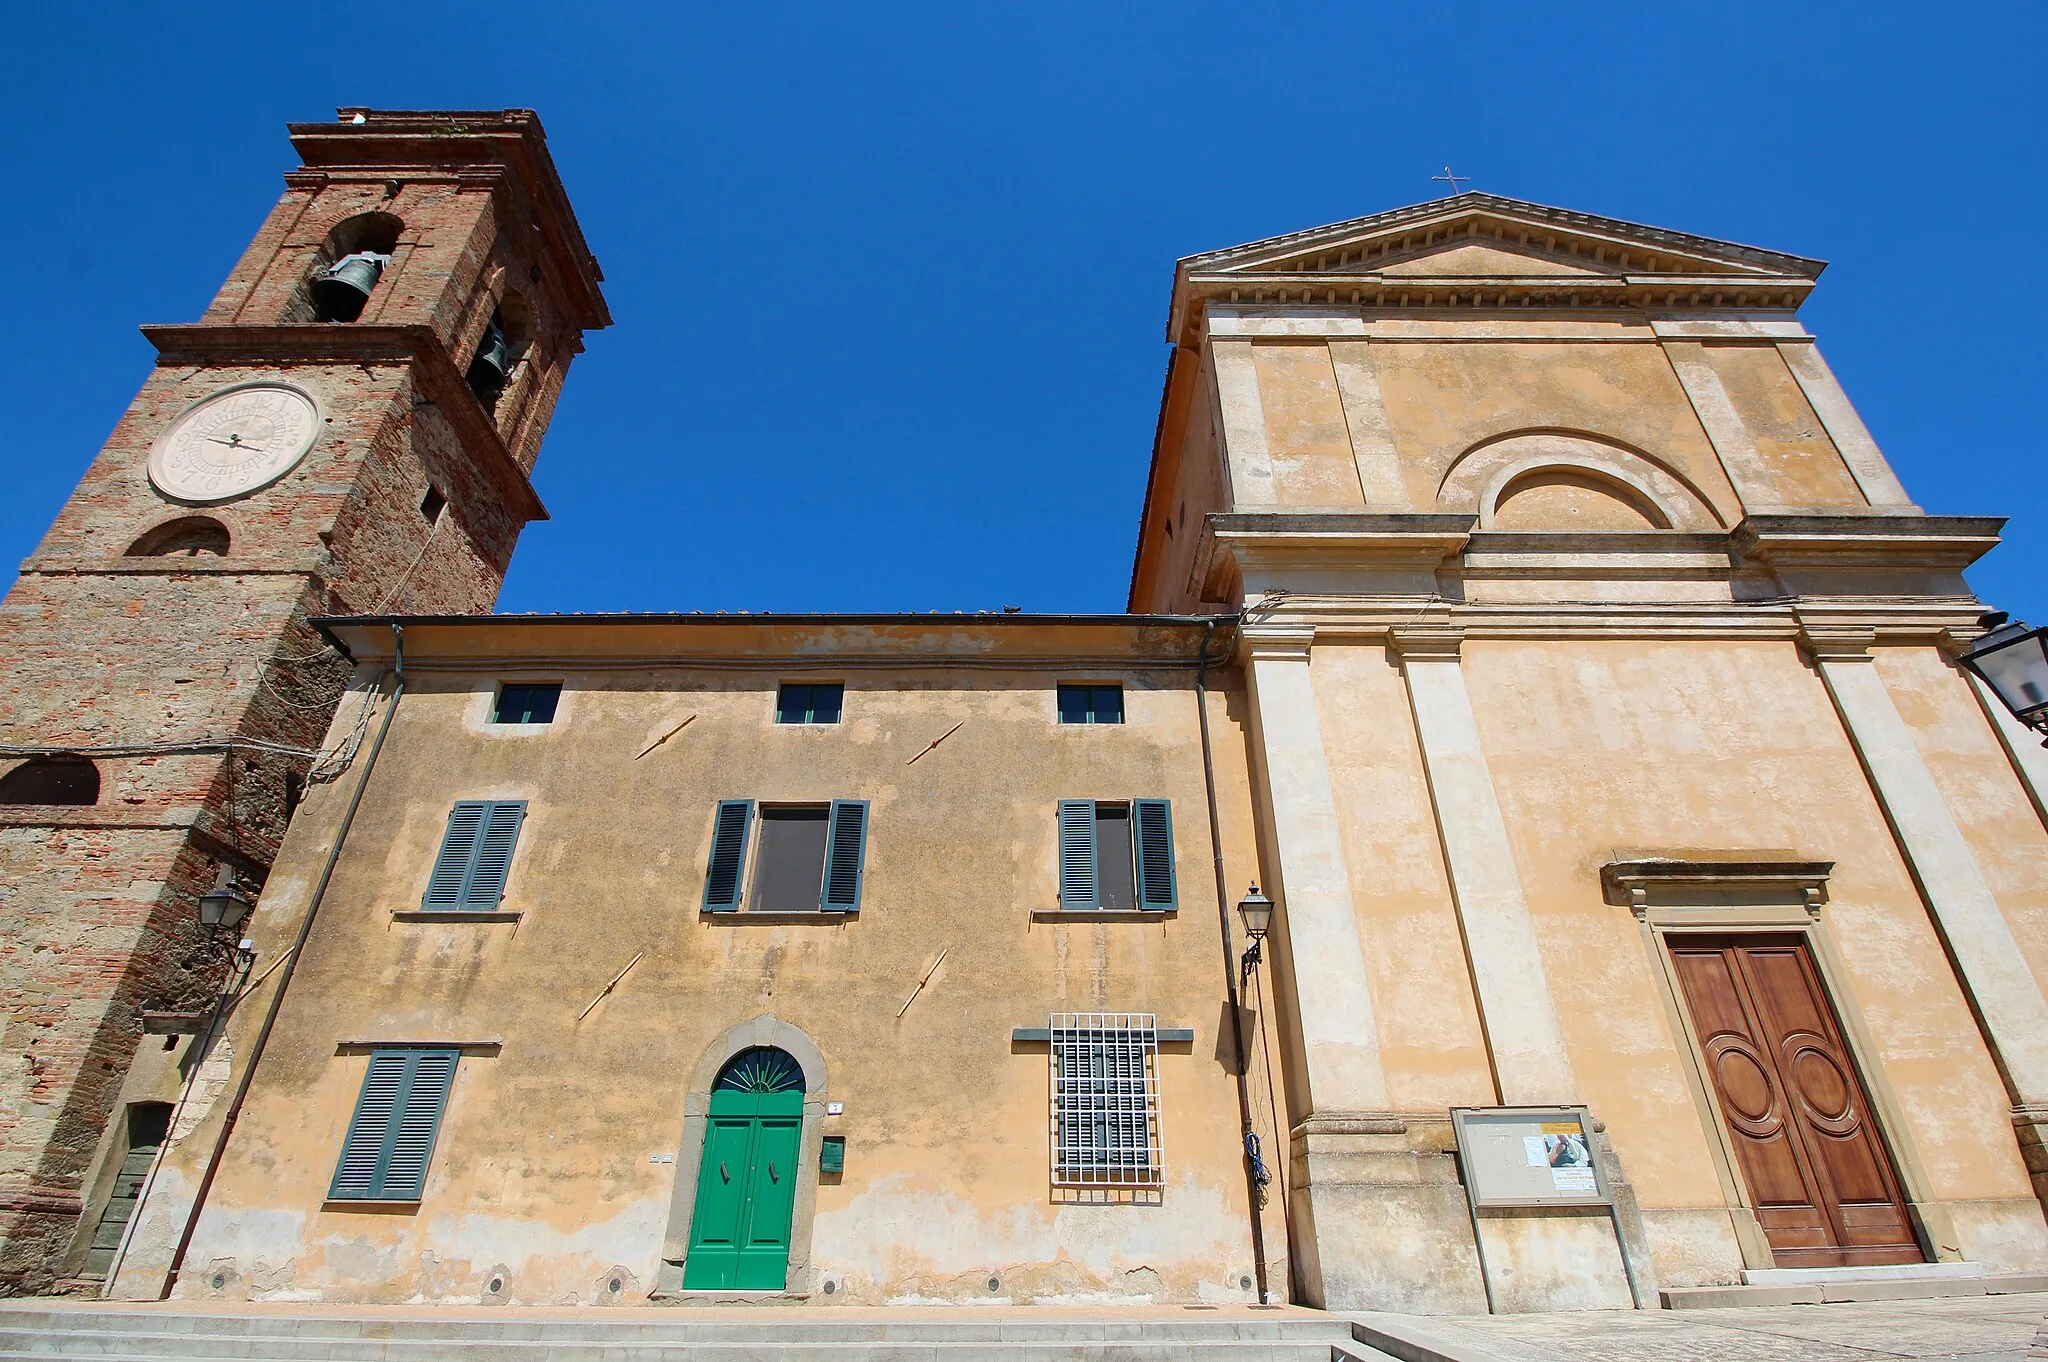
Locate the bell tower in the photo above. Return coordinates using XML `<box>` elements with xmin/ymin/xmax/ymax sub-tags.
<box><xmin>0</xmin><ymin>109</ymin><xmax>608</xmax><ymax>1291</ymax></box>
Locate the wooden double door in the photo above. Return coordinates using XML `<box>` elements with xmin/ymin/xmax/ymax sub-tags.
<box><xmin>1669</xmin><ymin>934</ymin><xmax>1922</xmax><ymax>1267</ymax></box>
<box><xmin>682</xmin><ymin>1088</ymin><xmax>803</xmax><ymax>1290</ymax></box>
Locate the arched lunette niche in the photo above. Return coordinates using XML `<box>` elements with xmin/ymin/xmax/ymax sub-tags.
<box><xmin>1436</xmin><ymin>431</ymin><xmax>1725</xmax><ymax>532</ymax></box>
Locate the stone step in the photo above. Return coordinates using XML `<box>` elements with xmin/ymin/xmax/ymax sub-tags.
<box><xmin>0</xmin><ymin>1351</ymin><xmax>1377</xmax><ymax>1362</ymax></box>
<box><xmin>0</xmin><ymin>1317</ymin><xmax>1352</xmax><ymax>1344</ymax></box>
<box><xmin>0</xmin><ymin>1307</ymin><xmax>1391</xmax><ymax>1362</ymax></box>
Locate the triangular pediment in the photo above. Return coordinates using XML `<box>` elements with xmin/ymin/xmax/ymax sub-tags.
<box><xmin>1182</xmin><ymin>192</ymin><xmax>1823</xmax><ymax>283</ymax></box>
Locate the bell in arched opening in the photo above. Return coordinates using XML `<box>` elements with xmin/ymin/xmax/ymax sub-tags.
<box><xmin>466</xmin><ymin>310</ymin><xmax>513</xmax><ymax>406</ymax></box>
<box><xmin>309</xmin><ymin>250</ymin><xmax>392</xmax><ymax>323</ymax></box>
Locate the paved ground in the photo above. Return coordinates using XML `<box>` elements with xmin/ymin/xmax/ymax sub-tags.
<box><xmin>1360</xmin><ymin>1292</ymin><xmax>2048</xmax><ymax>1362</ymax></box>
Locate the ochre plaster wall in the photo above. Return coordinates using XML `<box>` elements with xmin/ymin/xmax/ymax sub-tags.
<box><xmin>1698</xmin><ymin>343</ymin><xmax>1866</xmax><ymax>508</ymax></box>
<box><xmin>138</xmin><ymin>642</ymin><xmax>1280</xmax><ymax>1306</ymax></box>
<box><xmin>1455</xmin><ymin>637</ymin><xmax>2046</xmax><ymax>1269</ymax></box>
<box><xmin>1248</xmin><ymin>346</ymin><xmax>1365</xmax><ymax>509</ymax></box>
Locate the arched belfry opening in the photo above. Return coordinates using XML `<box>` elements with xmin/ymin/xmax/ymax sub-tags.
<box><xmin>126</xmin><ymin>517</ymin><xmax>229</xmax><ymax>558</ymax></box>
<box><xmin>307</xmin><ymin>212</ymin><xmax>402</xmax><ymax>323</ymax></box>
<box><xmin>467</xmin><ymin>290</ymin><xmax>532</xmax><ymax>412</ymax></box>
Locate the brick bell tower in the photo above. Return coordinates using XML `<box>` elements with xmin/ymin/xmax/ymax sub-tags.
<box><xmin>0</xmin><ymin>109</ymin><xmax>608</xmax><ymax>1290</ymax></box>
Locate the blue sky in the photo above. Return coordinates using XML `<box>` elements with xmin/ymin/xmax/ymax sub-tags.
<box><xmin>4</xmin><ymin>3</ymin><xmax>2045</xmax><ymax>619</ymax></box>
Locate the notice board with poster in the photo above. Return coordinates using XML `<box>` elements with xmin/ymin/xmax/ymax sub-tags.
<box><xmin>1450</xmin><ymin>1106</ymin><xmax>1609</xmax><ymax>1208</ymax></box>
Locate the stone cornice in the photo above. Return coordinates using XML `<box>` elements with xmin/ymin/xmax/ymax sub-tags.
<box><xmin>1181</xmin><ymin>192</ymin><xmax>1824</xmax><ymax>279</ymax></box>
<box><xmin>1388</xmin><ymin>625</ymin><xmax>1466</xmax><ymax>661</ymax></box>
<box><xmin>18</xmin><ymin>554</ymin><xmax>328</xmax><ymax>580</ymax></box>
<box><xmin>1735</xmin><ymin>514</ymin><xmax>2004</xmax><ymax>573</ymax></box>
<box><xmin>140</xmin><ymin>322</ymin><xmax>548</xmax><ymax>525</ymax></box>
<box><xmin>1168</xmin><ymin>193</ymin><xmax>1825</xmax><ymax>341</ymax></box>
<box><xmin>1602</xmin><ymin>855</ymin><xmax>1834</xmax><ymax>914</ymax></box>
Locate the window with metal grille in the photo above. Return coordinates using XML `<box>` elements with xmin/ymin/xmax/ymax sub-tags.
<box><xmin>775</xmin><ymin>682</ymin><xmax>843</xmax><ymax>724</ymax></box>
<box><xmin>1049</xmin><ymin>1014</ymin><xmax>1161</xmax><ymax>1188</ymax></box>
<box><xmin>492</xmin><ymin>682</ymin><xmax>560</xmax><ymax>724</ymax></box>
<box><xmin>328</xmin><ymin>1048</ymin><xmax>458</xmax><ymax>1202</ymax></box>
<box><xmin>1057</xmin><ymin>683</ymin><xmax>1123</xmax><ymax>725</ymax></box>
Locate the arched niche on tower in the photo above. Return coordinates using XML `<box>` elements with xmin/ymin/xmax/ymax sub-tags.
<box><xmin>126</xmin><ymin>516</ymin><xmax>230</xmax><ymax>558</ymax></box>
<box><xmin>1437</xmin><ymin>430</ymin><xmax>1725</xmax><ymax>532</ymax></box>
<box><xmin>0</xmin><ymin>756</ymin><xmax>100</xmax><ymax>806</ymax></box>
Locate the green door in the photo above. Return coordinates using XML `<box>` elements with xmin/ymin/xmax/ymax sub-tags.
<box><xmin>683</xmin><ymin>1048</ymin><xmax>806</xmax><ymax>1290</ymax></box>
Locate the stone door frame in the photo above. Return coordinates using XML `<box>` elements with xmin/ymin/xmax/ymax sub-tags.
<box><xmin>1604</xmin><ymin>858</ymin><xmax>1955</xmax><ymax>1271</ymax></box>
<box><xmin>653</xmin><ymin>1014</ymin><xmax>829</xmax><ymax>1298</ymax></box>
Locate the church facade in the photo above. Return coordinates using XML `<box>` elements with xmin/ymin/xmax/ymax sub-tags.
<box><xmin>2</xmin><ymin>110</ymin><xmax>2046</xmax><ymax>1313</ymax></box>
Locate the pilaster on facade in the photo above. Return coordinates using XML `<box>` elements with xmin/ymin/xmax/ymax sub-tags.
<box><xmin>1390</xmin><ymin>624</ymin><xmax>1578</xmax><ymax>1107</ymax></box>
<box><xmin>1802</xmin><ymin>621</ymin><xmax>2048</xmax><ymax>1125</ymax></box>
<box><xmin>1238</xmin><ymin>622</ymin><xmax>1391</xmax><ymax>1118</ymax></box>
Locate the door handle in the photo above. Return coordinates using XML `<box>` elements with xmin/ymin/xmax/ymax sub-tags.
<box><xmin>769</xmin><ymin>1161</ymin><xmax>778</xmax><ymax>1181</ymax></box>
<box><xmin>719</xmin><ymin>1162</ymin><xmax>729</xmax><ymax>1181</ymax></box>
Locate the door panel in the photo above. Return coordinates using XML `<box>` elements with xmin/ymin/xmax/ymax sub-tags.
<box><xmin>1740</xmin><ymin>943</ymin><xmax>1918</xmax><ymax>1258</ymax></box>
<box><xmin>1671</xmin><ymin>934</ymin><xmax>1920</xmax><ymax>1268</ymax></box>
<box><xmin>682</xmin><ymin>1115</ymin><xmax>758</xmax><ymax>1289</ymax></box>
<box><xmin>734</xmin><ymin>1116</ymin><xmax>802</xmax><ymax>1289</ymax></box>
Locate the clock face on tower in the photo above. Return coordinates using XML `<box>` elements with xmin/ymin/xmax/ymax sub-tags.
<box><xmin>147</xmin><ymin>382</ymin><xmax>321</xmax><ymax>504</ymax></box>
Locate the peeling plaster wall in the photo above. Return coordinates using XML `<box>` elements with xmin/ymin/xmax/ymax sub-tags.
<box><xmin>139</xmin><ymin>631</ymin><xmax>1280</xmax><ymax>1305</ymax></box>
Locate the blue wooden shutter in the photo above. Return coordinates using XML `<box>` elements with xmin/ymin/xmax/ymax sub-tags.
<box><xmin>423</xmin><ymin>802</ymin><xmax>488</xmax><ymax>907</ymax></box>
<box><xmin>822</xmin><ymin>800</ymin><xmax>869</xmax><ymax>912</ymax></box>
<box><xmin>329</xmin><ymin>1051</ymin><xmax>408</xmax><ymax>1199</ymax></box>
<box><xmin>1133</xmin><ymin>799</ymin><xmax>1177</xmax><ymax>911</ymax></box>
<box><xmin>463</xmin><ymin>802</ymin><xmax>525</xmax><ymax>908</ymax></box>
<box><xmin>379</xmin><ymin>1050</ymin><xmax>458</xmax><ymax>1199</ymax></box>
<box><xmin>1057</xmin><ymin>800</ymin><xmax>1099</xmax><ymax>910</ymax></box>
<box><xmin>422</xmin><ymin>800</ymin><xmax>524</xmax><ymax>910</ymax></box>
<box><xmin>329</xmin><ymin>1049</ymin><xmax>459</xmax><ymax>1201</ymax></box>
<box><xmin>703</xmin><ymin>800</ymin><xmax>754</xmax><ymax>911</ymax></box>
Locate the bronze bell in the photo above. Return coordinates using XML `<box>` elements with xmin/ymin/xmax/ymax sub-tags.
<box><xmin>466</xmin><ymin>314</ymin><xmax>513</xmax><ymax>400</ymax></box>
<box><xmin>309</xmin><ymin>251</ymin><xmax>390</xmax><ymax>323</ymax></box>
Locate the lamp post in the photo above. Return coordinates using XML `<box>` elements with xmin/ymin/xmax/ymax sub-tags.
<box><xmin>1958</xmin><ymin>612</ymin><xmax>2048</xmax><ymax>746</ymax></box>
<box><xmin>1237</xmin><ymin>885</ymin><xmax>1274</xmax><ymax>987</ymax></box>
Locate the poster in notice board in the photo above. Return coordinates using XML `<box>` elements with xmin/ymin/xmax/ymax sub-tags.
<box><xmin>1451</xmin><ymin>1106</ymin><xmax>1609</xmax><ymax>1208</ymax></box>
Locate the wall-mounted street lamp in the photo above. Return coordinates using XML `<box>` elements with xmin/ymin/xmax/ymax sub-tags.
<box><xmin>197</xmin><ymin>864</ymin><xmax>253</xmax><ymax>935</ymax></box>
<box><xmin>1237</xmin><ymin>885</ymin><xmax>1274</xmax><ymax>987</ymax></box>
<box><xmin>1958</xmin><ymin>611</ymin><xmax>2048</xmax><ymax>746</ymax></box>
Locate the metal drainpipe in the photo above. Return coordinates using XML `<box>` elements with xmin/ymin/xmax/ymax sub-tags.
<box><xmin>161</xmin><ymin>624</ymin><xmax>408</xmax><ymax>1298</ymax></box>
<box><xmin>1195</xmin><ymin>613</ymin><xmax>1272</xmax><ymax>1302</ymax></box>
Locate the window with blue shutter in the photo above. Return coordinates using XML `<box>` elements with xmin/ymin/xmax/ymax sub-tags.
<box><xmin>1058</xmin><ymin>800</ymin><xmax>1176</xmax><ymax>913</ymax></box>
<box><xmin>421</xmin><ymin>800</ymin><xmax>526</xmax><ymax>910</ymax></box>
<box><xmin>1057</xmin><ymin>800</ymin><xmax>1099</xmax><ymax>910</ymax></box>
<box><xmin>703</xmin><ymin>800</ymin><xmax>754</xmax><ymax>911</ymax></box>
<box><xmin>704</xmin><ymin>798</ymin><xmax>869</xmax><ymax>913</ymax></box>
<box><xmin>1133</xmin><ymin>799</ymin><xmax>1177</xmax><ymax>911</ymax></box>
<box><xmin>328</xmin><ymin>1048</ymin><xmax>459</xmax><ymax>1202</ymax></box>
<box><xmin>822</xmin><ymin>800</ymin><xmax>869</xmax><ymax>912</ymax></box>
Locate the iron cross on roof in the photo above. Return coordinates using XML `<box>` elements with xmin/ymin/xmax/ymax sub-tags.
<box><xmin>1431</xmin><ymin>166</ymin><xmax>1472</xmax><ymax>196</ymax></box>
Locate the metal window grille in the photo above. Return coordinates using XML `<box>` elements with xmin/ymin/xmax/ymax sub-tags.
<box><xmin>1049</xmin><ymin>1013</ymin><xmax>1161</xmax><ymax>1187</ymax></box>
